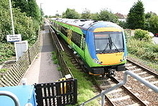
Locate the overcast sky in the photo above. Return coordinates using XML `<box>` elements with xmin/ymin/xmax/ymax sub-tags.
<box><xmin>36</xmin><ymin>0</ymin><xmax>158</xmax><ymax>16</ymax></box>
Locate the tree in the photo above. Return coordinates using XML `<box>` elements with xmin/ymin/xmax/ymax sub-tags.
<box><xmin>91</xmin><ymin>13</ymin><xmax>100</xmax><ymax>20</ymax></box>
<box><xmin>127</xmin><ymin>0</ymin><xmax>145</xmax><ymax>29</ymax></box>
<box><xmin>0</xmin><ymin>0</ymin><xmax>11</xmax><ymax>41</ymax></box>
<box><xmin>144</xmin><ymin>12</ymin><xmax>157</xmax><ymax>31</ymax></box>
<box><xmin>148</xmin><ymin>15</ymin><xmax>158</xmax><ymax>34</ymax></box>
<box><xmin>12</xmin><ymin>0</ymin><xmax>28</xmax><ymax>14</ymax></box>
<box><xmin>28</xmin><ymin>0</ymin><xmax>41</xmax><ymax>22</ymax></box>
<box><xmin>62</xmin><ymin>8</ymin><xmax>80</xmax><ymax>19</ymax></box>
<box><xmin>98</xmin><ymin>9</ymin><xmax>118</xmax><ymax>23</ymax></box>
<box><xmin>81</xmin><ymin>8</ymin><xmax>91</xmax><ymax>19</ymax></box>
<box><xmin>0</xmin><ymin>0</ymin><xmax>40</xmax><ymax>43</ymax></box>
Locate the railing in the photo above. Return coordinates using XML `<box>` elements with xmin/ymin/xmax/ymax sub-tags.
<box><xmin>80</xmin><ymin>70</ymin><xmax>158</xmax><ymax>106</ymax></box>
<box><xmin>0</xmin><ymin>32</ymin><xmax>40</xmax><ymax>87</ymax></box>
<box><xmin>48</xmin><ymin>25</ymin><xmax>74</xmax><ymax>78</ymax></box>
<box><xmin>0</xmin><ymin>91</ymin><xmax>20</xmax><ymax>106</ymax></box>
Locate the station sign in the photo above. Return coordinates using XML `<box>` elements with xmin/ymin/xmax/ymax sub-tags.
<box><xmin>7</xmin><ymin>34</ymin><xmax>22</xmax><ymax>42</ymax></box>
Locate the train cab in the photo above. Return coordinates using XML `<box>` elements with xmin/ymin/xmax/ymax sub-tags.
<box><xmin>84</xmin><ymin>21</ymin><xmax>127</xmax><ymax>76</ymax></box>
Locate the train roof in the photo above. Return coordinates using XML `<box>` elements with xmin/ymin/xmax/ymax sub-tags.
<box><xmin>51</xmin><ymin>18</ymin><xmax>122</xmax><ymax>31</ymax></box>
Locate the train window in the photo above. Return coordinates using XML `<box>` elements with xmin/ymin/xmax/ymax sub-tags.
<box><xmin>71</xmin><ymin>31</ymin><xmax>82</xmax><ymax>48</ymax></box>
<box><xmin>95</xmin><ymin>32</ymin><xmax>124</xmax><ymax>53</ymax></box>
<box><xmin>61</xmin><ymin>27</ymin><xmax>67</xmax><ymax>36</ymax></box>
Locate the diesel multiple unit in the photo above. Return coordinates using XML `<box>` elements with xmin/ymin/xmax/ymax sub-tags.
<box><xmin>51</xmin><ymin>18</ymin><xmax>127</xmax><ymax>77</ymax></box>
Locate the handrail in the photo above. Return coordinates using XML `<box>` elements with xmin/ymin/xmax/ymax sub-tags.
<box><xmin>0</xmin><ymin>91</ymin><xmax>20</xmax><ymax>106</ymax></box>
<box><xmin>80</xmin><ymin>71</ymin><xmax>158</xmax><ymax>106</ymax></box>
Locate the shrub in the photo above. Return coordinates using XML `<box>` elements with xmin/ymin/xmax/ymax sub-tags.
<box><xmin>127</xmin><ymin>38</ymin><xmax>158</xmax><ymax>63</ymax></box>
<box><xmin>134</xmin><ymin>29</ymin><xmax>152</xmax><ymax>42</ymax></box>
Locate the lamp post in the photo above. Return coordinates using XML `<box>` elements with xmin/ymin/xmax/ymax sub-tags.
<box><xmin>9</xmin><ymin>0</ymin><xmax>15</xmax><ymax>35</ymax></box>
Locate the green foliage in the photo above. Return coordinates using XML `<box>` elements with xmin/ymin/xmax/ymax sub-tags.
<box><xmin>12</xmin><ymin>0</ymin><xmax>28</xmax><ymax>13</ymax></box>
<box><xmin>118</xmin><ymin>21</ymin><xmax>127</xmax><ymax>29</ymax></box>
<box><xmin>148</xmin><ymin>15</ymin><xmax>158</xmax><ymax>34</ymax></box>
<box><xmin>98</xmin><ymin>9</ymin><xmax>118</xmax><ymax>23</ymax></box>
<box><xmin>0</xmin><ymin>68</ymin><xmax>8</xmax><ymax>73</ymax></box>
<box><xmin>127</xmin><ymin>38</ymin><xmax>158</xmax><ymax>63</ymax></box>
<box><xmin>127</xmin><ymin>0</ymin><xmax>145</xmax><ymax>29</ymax></box>
<box><xmin>0</xmin><ymin>42</ymin><xmax>15</xmax><ymax>64</ymax></box>
<box><xmin>12</xmin><ymin>0</ymin><xmax>41</xmax><ymax>22</ymax></box>
<box><xmin>62</xmin><ymin>8</ymin><xmax>119</xmax><ymax>23</ymax></box>
<box><xmin>0</xmin><ymin>0</ymin><xmax>11</xmax><ymax>41</ymax></box>
<box><xmin>55</xmin><ymin>51</ymin><xmax>99</xmax><ymax>105</ymax></box>
<box><xmin>134</xmin><ymin>29</ymin><xmax>152</xmax><ymax>42</ymax></box>
<box><xmin>62</xmin><ymin>8</ymin><xmax>80</xmax><ymax>19</ymax></box>
<box><xmin>52</xmin><ymin>52</ymin><xmax>58</xmax><ymax>64</ymax></box>
<box><xmin>91</xmin><ymin>13</ymin><xmax>100</xmax><ymax>20</ymax></box>
<box><xmin>67</xmin><ymin>63</ymin><xmax>99</xmax><ymax>105</ymax></box>
<box><xmin>0</xmin><ymin>0</ymin><xmax>42</xmax><ymax>63</ymax></box>
<box><xmin>27</xmin><ymin>0</ymin><xmax>41</xmax><ymax>22</ymax></box>
<box><xmin>81</xmin><ymin>9</ymin><xmax>91</xmax><ymax>19</ymax></box>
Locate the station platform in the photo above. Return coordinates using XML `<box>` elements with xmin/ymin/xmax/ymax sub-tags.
<box><xmin>21</xmin><ymin>24</ymin><xmax>62</xmax><ymax>85</ymax></box>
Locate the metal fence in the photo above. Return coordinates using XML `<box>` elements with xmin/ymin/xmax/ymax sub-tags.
<box><xmin>80</xmin><ymin>71</ymin><xmax>158</xmax><ymax>106</ymax></box>
<box><xmin>34</xmin><ymin>79</ymin><xmax>77</xmax><ymax>106</ymax></box>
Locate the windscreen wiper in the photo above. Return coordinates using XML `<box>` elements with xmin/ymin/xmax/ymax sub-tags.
<box><xmin>109</xmin><ymin>35</ymin><xmax>120</xmax><ymax>52</ymax></box>
<box><xmin>102</xmin><ymin>42</ymin><xmax>110</xmax><ymax>53</ymax></box>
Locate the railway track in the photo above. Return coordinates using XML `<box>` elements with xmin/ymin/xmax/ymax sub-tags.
<box><xmin>58</xmin><ymin>43</ymin><xmax>158</xmax><ymax>105</ymax></box>
<box><xmin>58</xmin><ymin>40</ymin><xmax>158</xmax><ymax>105</ymax></box>
<box><xmin>98</xmin><ymin>77</ymin><xmax>147</xmax><ymax>106</ymax></box>
<box><xmin>124</xmin><ymin>57</ymin><xmax>158</xmax><ymax>105</ymax></box>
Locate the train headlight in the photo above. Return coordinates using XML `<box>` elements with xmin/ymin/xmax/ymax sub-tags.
<box><xmin>93</xmin><ymin>59</ymin><xmax>102</xmax><ymax>64</ymax></box>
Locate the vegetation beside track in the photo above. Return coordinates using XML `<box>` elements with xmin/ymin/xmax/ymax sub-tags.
<box><xmin>127</xmin><ymin>37</ymin><xmax>158</xmax><ymax>71</ymax></box>
<box><xmin>0</xmin><ymin>0</ymin><xmax>43</xmax><ymax>64</ymax></box>
<box><xmin>52</xmin><ymin>51</ymin><xmax>100</xmax><ymax>106</ymax></box>
<box><xmin>0</xmin><ymin>42</ymin><xmax>15</xmax><ymax>64</ymax></box>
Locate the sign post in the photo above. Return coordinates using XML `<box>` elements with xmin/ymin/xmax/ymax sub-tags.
<box><xmin>7</xmin><ymin>34</ymin><xmax>22</xmax><ymax>42</ymax></box>
<box><xmin>6</xmin><ymin>34</ymin><xmax>28</xmax><ymax>61</ymax></box>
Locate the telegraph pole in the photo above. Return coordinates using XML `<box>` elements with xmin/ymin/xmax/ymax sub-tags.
<box><xmin>9</xmin><ymin>0</ymin><xmax>15</xmax><ymax>35</ymax></box>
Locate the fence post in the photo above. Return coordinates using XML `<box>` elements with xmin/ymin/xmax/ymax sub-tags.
<box><xmin>56</xmin><ymin>82</ymin><xmax>61</xmax><ymax>106</ymax></box>
<box><xmin>27</xmin><ymin>48</ymin><xmax>31</xmax><ymax>65</ymax></box>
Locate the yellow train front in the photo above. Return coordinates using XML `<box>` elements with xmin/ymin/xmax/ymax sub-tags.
<box><xmin>51</xmin><ymin>19</ymin><xmax>127</xmax><ymax>77</ymax></box>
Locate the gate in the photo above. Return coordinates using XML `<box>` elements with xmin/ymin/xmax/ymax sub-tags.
<box><xmin>34</xmin><ymin>79</ymin><xmax>77</xmax><ymax>106</ymax></box>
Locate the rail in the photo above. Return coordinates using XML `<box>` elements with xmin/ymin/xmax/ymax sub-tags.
<box><xmin>80</xmin><ymin>70</ymin><xmax>158</xmax><ymax>106</ymax></box>
<box><xmin>0</xmin><ymin>91</ymin><xmax>20</xmax><ymax>106</ymax></box>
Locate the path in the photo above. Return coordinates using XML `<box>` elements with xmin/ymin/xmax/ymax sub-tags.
<box><xmin>21</xmin><ymin>24</ymin><xmax>62</xmax><ymax>85</ymax></box>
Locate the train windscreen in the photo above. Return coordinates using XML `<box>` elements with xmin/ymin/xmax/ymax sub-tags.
<box><xmin>95</xmin><ymin>32</ymin><xmax>124</xmax><ymax>53</ymax></box>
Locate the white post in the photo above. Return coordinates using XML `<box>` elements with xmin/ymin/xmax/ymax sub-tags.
<box><xmin>9</xmin><ymin>0</ymin><xmax>15</xmax><ymax>35</ymax></box>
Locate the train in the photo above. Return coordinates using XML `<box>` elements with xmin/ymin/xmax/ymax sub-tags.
<box><xmin>50</xmin><ymin>18</ymin><xmax>127</xmax><ymax>77</ymax></box>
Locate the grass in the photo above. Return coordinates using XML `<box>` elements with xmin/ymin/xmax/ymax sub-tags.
<box><xmin>52</xmin><ymin>51</ymin><xmax>58</xmax><ymax>64</ymax></box>
<box><xmin>128</xmin><ymin>54</ymin><xmax>158</xmax><ymax>72</ymax></box>
<box><xmin>52</xmin><ymin>51</ymin><xmax>100</xmax><ymax>106</ymax></box>
<box><xmin>0</xmin><ymin>68</ymin><xmax>8</xmax><ymax>73</ymax></box>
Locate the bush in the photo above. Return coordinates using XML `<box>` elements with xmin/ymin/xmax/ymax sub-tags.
<box><xmin>134</xmin><ymin>29</ymin><xmax>152</xmax><ymax>42</ymax></box>
<box><xmin>0</xmin><ymin>42</ymin><xmax>15</xmax><ymax>64</ymax></box>
<box><xmin>127</xmin><ymin>38</ymin><xmax>158</xmax><ymax>63</ymax></box>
